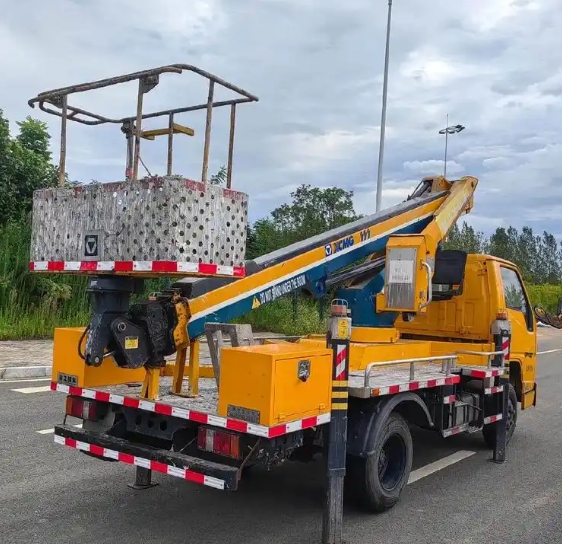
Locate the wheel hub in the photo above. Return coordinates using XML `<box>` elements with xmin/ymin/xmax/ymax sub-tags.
<box><xmin>506</xmin><ymin>399</ymin><xmax>516</xmax><ymax>434</ymax></box>
<box><xmin>377</xmin><ymin>434</ymin><xmax>407</xmax><ymax>492</ymax></box>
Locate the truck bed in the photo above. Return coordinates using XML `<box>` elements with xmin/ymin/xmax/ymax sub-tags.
<box><xmin>51</xmin><ymin>361</ymin><xmax>503</xmax><ymax>438</ymax></box>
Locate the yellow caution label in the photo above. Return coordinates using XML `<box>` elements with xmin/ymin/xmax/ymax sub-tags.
<box><xmin>252</xmin><ymin>296</ymin><xmax>261</xmax><ymax>309</ymax></box>
<box><xmin>337</xmin><ymin>318</ymin><xmax>349</xmax><ymax>339</ymax></box>
<box><xmin>124</xmin><ymin>336</ymin><xmax>139</xmax><ymax>350</ymax></box>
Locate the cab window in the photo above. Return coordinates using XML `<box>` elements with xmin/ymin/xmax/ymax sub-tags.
<box><xmin>500</xmin><ymin>266</ymin><xmax>533</xmax><ymax>330</ymax></box>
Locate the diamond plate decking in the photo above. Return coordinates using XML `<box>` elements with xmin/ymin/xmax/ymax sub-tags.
<box><xmin>348</xmin><ymin>363</ymin><xmax>461</xmax><ymax>398</ymax></box>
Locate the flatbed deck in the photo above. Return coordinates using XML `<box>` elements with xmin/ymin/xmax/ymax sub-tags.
<box><xmin>51</xmin><ymin>358</ymin><xmax>504</xmax><ymax>438</ymax></box>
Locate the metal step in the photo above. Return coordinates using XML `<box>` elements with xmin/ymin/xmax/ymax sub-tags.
<box><xmin>441</xmin><ymin>422</ymin><xmax>482</xmax><ymax>437</ymax></box>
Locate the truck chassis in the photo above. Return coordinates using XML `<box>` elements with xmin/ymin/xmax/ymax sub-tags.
<box><xmin>52</xmin><ymin>347</ymin><xmax>512</xmax><ymax>499</ymax></box>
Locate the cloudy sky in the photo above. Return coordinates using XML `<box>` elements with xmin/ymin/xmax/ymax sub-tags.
<box><xmin>2</xmin><ymin>0</ymin><xmax>561</xmax><ymax>236</ymax></box>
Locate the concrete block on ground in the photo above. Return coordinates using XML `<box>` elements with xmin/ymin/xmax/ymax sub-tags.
<box><xmin>0</xmin><ymin>365</ymin><xmax>52</xmax><ymax>380</ymax></box>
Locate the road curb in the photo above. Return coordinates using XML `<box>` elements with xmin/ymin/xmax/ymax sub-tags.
<box><xmin>0</xmin><ymin>366</ymin><xmax>52</xmax><ymax>380</ymax></box>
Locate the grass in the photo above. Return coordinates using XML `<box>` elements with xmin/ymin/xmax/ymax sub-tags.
<box><xmin>233</xmin><ymin>296</ymin><xmax>326</xmax><ymax>337</ymax></box>
<box><xmin>0</xmin><ymin>221</ymin><xmax>91</xmax><ymax>339</ymax></box>
<box><xmin>1</xmin><ymin>219</ymin><xmax>561</xmax><ymax>340</ymax></box>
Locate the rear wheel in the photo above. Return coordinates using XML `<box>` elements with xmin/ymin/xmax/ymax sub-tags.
<box><xmin>346</xmin><ymin>412</ymin><xmax>413</xmax><ymax>512</ymax></box>
<box><xmin>482</xmin><ymin>384</ymin><xmax>517</xmax><ymax>449</ymax></box>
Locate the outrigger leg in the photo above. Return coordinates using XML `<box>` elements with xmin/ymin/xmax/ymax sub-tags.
<box><xmin>128</xmin><ymin>367</ymin><xmax>160</xmax><ymax>490</ymax></box>
<box><xmin>322</xmin><ymin>301</ymin><xmax>352</xmax><ymax>544</ymax></box>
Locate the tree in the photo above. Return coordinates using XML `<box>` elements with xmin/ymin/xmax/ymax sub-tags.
<box><xmin>541</xmin><ymin>231</ymin><xmax>561</xmax><ymax>284</ymax></box>
<box><xmin>488</xmin><ymin>227</ymin><xmax>516</xmax><ymax>264</ymax></box>
<box><xmin>0</xmin><ymin>110</ymin><xmax>58</xmax><ymax>226</ymax></box>
<box><xmin>443</xmin><ymin>222</ymin><xmax>486</xmax><ymax>254</ymax></box>
<box><xmin>249</xmin><ymin>184</ymin><xmax>361</xmax><ymax>257</ymax></box>
<box><xmin>209</xmin><ymin>165</ymin><xmax>227</xmax><ymax>186</ymax></box>
<box><xmin>516</xmin><ymin>226</ymin><xmax>540</xmax><ymax>283</ymax></box>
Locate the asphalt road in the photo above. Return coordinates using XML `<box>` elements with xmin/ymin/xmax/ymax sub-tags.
<box><xmin>2</xmin><ymin>331</ymin><xmax>562</xmax><ymax>544</ymax></box>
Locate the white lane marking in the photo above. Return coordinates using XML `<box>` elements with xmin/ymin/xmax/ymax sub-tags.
<box><xmin>0</xmin><ymin>378</ymin><xmax>50</xmax><ymax>384</ymax></box>
<box><xmin>408</xmin><ymin>450</ymin><xmax>475</xmax><ymax>485</ymax></box>
<box><xmin>11</xmin><ymin>385</ymin><xmax>52</xmax><ymax>394</ymax></box>
<box><xmin>37</xmin><ymin>423</ymin><xmax>82</xmax><ymax>435</ymax></box>
<box><xmin>538</xmin><ymin>349</ymin><xmax>562</xmax><ymax>355</ymax></box>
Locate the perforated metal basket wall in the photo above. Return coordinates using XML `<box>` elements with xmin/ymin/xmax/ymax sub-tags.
<box><xmin>30</xmin><ymin>176</ymin><xmax>248</xmax><ymax>271</ymax></box>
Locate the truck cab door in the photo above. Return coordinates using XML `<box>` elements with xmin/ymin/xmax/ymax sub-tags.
<box><xmin>499</xmin><ymin>265</ymin><xmax>537</xmax><ymax>408</ymax></box>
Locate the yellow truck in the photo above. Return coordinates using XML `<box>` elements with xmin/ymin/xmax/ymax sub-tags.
<box><xmin>28</xmin><ymin>65</ymin><xmax>537</xmax><ymax>544</ymax></box>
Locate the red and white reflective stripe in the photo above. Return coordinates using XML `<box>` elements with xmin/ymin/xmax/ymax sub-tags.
<box><xmin>501</xmin><ymin>336</ymin><xmax>510</xmax><ymax>361</ymax></box>
<box><xmin>461</xmin><ymin>368</ymin><xmax>504</xmax><ymax>379</ymax></box>
<box><xmin>29</xmin><ymin>261</ymin><xmax>245</xmax><ymax>277</ymax></box>
<box><xmin>443</xmin><ymin>395</ymin><xmax>457</xmax><ymax>404</ymax></box>
<box><xmin>371</xmin><ymin>375</ymin><xmax>460</xmax><ymax>397</ymax></box>
<box><xmin>442</xmin><ymin>423</ymin><xmax>470</xmax><ymax>437</ymax></box>
<box><xmin>334</xmin><ymin>345</ymin><xmax>347</xmax><ymax>381</ymax></box>
<box><xmin>53</xmin><ymin>434</ymin><xmax>225</xmax><ymax>490</ymax></box>
<box><xmin>51</xmin><ymin>382</ymin><xmax>331</xmax><ymax>438</ymax></box>
<box><xmin>484</xmin><ymin>385</ymin><xmax>504</xmax><ymax>395</ymax></box>
<box><xmin>483</xmin><ymin>414</ymin><xmax>503</xmax><ymax>425</ymax></box>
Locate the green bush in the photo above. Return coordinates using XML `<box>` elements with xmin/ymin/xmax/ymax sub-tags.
<box><xmin>233</xmin><ymin>296</ymin><xmax>326</xmax><ymax>336</ymax></box>
<box><xmin>526</xmin><ymin>284</ymin><xmax>562</xmax><ymax>314</ymax></box>
<box><xmin>0</xmin><ymin>220</ymin><xmax>177</xmax><ymax>340</ymax></box>
<box><xmin>0</xmin><ymin>220</ymin><xmax>90</xmax><ymax>339</ymax></box>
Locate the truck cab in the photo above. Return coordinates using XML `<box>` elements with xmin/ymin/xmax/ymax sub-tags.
<box><xmin>396</xmin><ymin>254</ymin><xmax>537</xmax><ymax>409</ymax></box>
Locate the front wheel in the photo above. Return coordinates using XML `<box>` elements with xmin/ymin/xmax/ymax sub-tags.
<box><xmin>482</xmin><ymin>384</ymin><xmax>518</xmax><ymax>449</ymax></box>
<box><xmin>346</xmin><ymin>412</ymin><xmax>413</xmax><ymax>512</ymax></box>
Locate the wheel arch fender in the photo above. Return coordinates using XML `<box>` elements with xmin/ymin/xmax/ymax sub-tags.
<box><xmin>347</xmin><ymin>393</ymin><xmax>433</xmax><ymax>458</ymax></box>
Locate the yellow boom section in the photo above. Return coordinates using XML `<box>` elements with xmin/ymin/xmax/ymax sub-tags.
<box><xmin>423</xmin><ymin>175</ymin><xmax>478</xmax><ymax>256</ymax></box>
<box><xmin>177</xmin><ymin>175</ymin><xmax>480</xmax><ymax>340</ymax></box>
<box><xmin>378</xmin><ymin>176</ymin><xmax>479</xmax><ymax>314</ymax></box>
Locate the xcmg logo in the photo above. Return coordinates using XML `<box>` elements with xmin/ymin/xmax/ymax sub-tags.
<box><xmin>325</xmin><ymin>235</ymin><xmax>354</xmax><ymax>256</ymax></box>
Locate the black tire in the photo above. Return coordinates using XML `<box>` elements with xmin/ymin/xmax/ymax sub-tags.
<box><xmin>346</xmin><ymin>412</ymin><xmax>413</xmax><ymax>513</ymax></box>
<box><xmin>482</xmin><ymin>384</ymin><xmax>518</xmax><ymax>449</ymax></box>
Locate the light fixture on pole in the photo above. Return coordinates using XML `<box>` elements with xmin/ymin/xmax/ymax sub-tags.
<box><xmin>375</xmin><ymin>0</ymin><xmax>393</xmax><ymax>213</ymax></box>
<box><xmin>438</xmin><ymin>114</ymin><xmax>465</xmax><ymax>179</ymax></box>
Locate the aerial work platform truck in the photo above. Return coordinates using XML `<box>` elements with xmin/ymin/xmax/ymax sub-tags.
<box><xmin>28</xmin><ymin>65</ymin><xmax>538</xmax><ymax>544</ymax></box>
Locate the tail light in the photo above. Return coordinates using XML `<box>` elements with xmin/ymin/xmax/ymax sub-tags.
<box><xmin>197</xmin><ymin>427</ymin><xmax>241</xmax><ymax>459</ymax></box>
<box><xmin>66</xmin><ymin>396</ymin><xmax>99</xmax><ymax>421</ymax></box>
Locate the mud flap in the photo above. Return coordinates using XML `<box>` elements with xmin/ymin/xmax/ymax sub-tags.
<box><xmin>521</xmin><ymin>383</ymin><xmax>537</xmax><ymax>410</ymax></box>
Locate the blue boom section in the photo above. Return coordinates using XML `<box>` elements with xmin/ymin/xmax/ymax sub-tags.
<box><xmin>187</xmin><ymin>214</ymin><xmax>433</xmax><ymax>338</ymax></box>
<box><xmin>336</xmin><ymin>270</ymin><xmax>398</xmax><ymax>328</ymax></box>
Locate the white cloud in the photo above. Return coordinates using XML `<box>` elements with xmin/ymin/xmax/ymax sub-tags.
<box><xmin>1</xmin><ymin>0</ymin><xmax>561</xmax><ymax>235</ymax></box>
<box><xmin>403</xmin><ymin>159</ymin><xmax>464</xmax><ymax>176</ymax></box>
<box><xmin>274</xmin><ymin>127</ymin><xmax>380</xmax><ymax>172</ymax></box>
<box><xmin>482</xmin><ymin>157</ymin><xmax>511</xmax><ymax>169</ymax></box>
<box><xmin>463</xmin><ymin>214</ymin><xmax>507</xmax><ymax>232</ymax></box>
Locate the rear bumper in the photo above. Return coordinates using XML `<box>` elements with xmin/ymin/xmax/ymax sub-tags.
<box><xmin>54</xmin><ymin>424</ymin><xmax>240</xmax><ymax>491</ymax></box>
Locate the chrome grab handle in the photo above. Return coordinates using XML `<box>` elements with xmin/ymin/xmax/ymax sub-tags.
<box><xmin>420</xmin><ymin>261</ymin><xmax>432</xmax><ymax>310</ymax></box>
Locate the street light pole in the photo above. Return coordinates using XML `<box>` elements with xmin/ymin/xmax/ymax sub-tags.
<box><xmin>375</xmin><ymin>0</ymin><xmax>393</xmax><ymax>213</ymax></box>
<box><xmin>438</xmin><ymin>116</ymin><xmax>465</xmax><ymax>179</ymax></box>
<box><xmin>443</xmin><ymin>113</ymin><xmax>449</xmax><ymax>178</ymax></box>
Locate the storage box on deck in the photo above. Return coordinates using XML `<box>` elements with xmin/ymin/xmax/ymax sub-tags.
<box><xmin>30</xmin><ymin>176</ymin><xmax>248</xmax><ymax>268</ymax></box>
<box><xmin>217</xmin><ymin>343</ymin><xmax>333</xmax><ymax>427</ymax></box>
<box><xmin>52</xmin><ymin>327</ymin><xmax>146</xmax><ymax>388</ymax></box>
